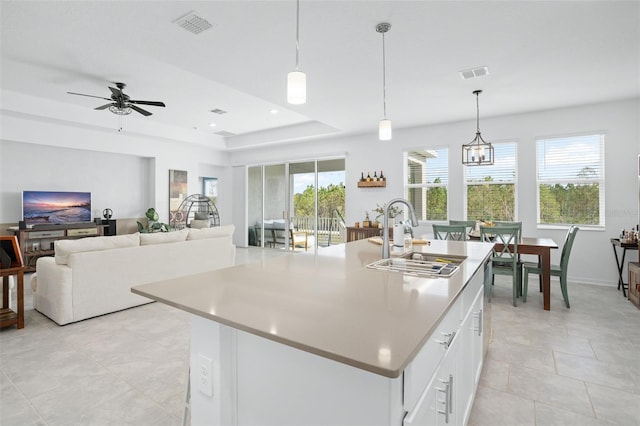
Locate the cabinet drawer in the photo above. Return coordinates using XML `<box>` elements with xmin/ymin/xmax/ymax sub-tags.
<box><xmin>461</xmin><ymin>267</ymin><xmax>484</xmax><ymax>315</ymax></box>
<box><xmin>29</xmin><ymin>230</ymin><xmax>65</xmax><ymax>239</ymax></box>
<box><xmin>67</xmin><ymin>228</ymin><xmax>98</xmax><ymax>237</ymax></box>
<box><xmin>404</xmin><ymin>295</ymin><xmax>461</xmax><ymax>414</ymax></box>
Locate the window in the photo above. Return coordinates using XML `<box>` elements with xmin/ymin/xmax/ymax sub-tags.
<box><xmin>405</xmin><ymin>148</ymin><xmax>448</xmax><ymax>221</ymax></box>
<box><xmin>465</xmin><ymin>142</ymin><xmax>517</xmax><ymax>221</ymax></box>
<box><xmin>536</xmin><ymin>133</ymin><xmax>604</xmax><ymax>227</ymax></box>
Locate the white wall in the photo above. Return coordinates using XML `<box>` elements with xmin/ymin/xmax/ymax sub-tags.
<box><xmin>0</xmin><ymin>110</ymin><xmax>233</xmax><ymax>227</ymax></box>
<box><xmin>0</xmin><ymin>140</ymin><xmax>150</xmax><ymax>222</ymax></box>
<box><xmin>230</xmin><ymin>98</ymin><xmax>640</xmax><ymax>287</ymax></box>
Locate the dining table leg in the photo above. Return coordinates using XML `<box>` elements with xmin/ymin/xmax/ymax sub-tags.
<box><xmin>541</xmin><ymin>248</ymin><xmax>551</xmax><ymax>311</ymax></box>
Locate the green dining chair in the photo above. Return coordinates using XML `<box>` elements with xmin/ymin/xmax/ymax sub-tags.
<box><xmin>493</xmin><ymin>221</ymin><xmax>522</xmax><ymax>239</ymax></box>
<box><xmin>449</xmin><ymin>220</ymin><xmax>476</xmax><ymax>234</ymax></box>
<box><xmin>522</xmin><ymin>225</ymin><xmax>579</xmax><ymax>308</ymax></box>
<box><xmin>433</xmin><ymin>224</ymin><xmax>467</xmax><ymax>241</ymax></box>
<box><xmin>482</xmin><ymin>225</ymin><xmax>521</xmax><ymax>307</ymax></box>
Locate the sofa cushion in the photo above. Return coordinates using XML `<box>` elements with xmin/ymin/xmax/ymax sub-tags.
<box><xmin>55</xmin><ymin>233</ymin><xmax>140</xmax><ymax>265</ymax></box>
<box><xmin>187</xmin><ymin>224</ymin><xmax>235</xmax><ymax>240</ymax></box>
<box><xmin>140</xmin><ymin>228</ymin><xmax>189</xmax><ymax>246</ymax></box>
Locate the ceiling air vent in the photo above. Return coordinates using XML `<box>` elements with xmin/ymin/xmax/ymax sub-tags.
<box><xmin>210</xmin><ymin>108</ymin><xmax>228</xmax><ymax>115</ymax></box>
<box><xmin>459</xmin><ymin>66</ymin><xmax>489</xmax><ymax>80</ymax></box>
<box><xmin>174</xmin><ymin>11</ymin><xmax>213</xmax><ymax>35</ymax></box>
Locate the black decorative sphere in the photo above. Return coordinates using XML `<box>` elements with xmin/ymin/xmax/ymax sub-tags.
<box><xmin>103</xmin><ymin>208</ymin><xmax>113</xmax><ymax>220</ymax></box>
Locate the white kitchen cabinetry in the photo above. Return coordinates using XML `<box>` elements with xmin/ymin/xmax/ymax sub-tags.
<box><xmin>189</xmin><ymin>263</ymin><xmax>487</xmax><ymax>426</ymax></box>
<box><xmin>404</xmin><ymin>331</ymin><xmax>458</xmax><ymax>425</ymax></box>
<box><xmin>457</xmin><ymin>282</ymin><xmax>484</xmax><ymax>425</ymax></box>
<box><xmin>403</xmin><ymin>267</ymin><xmax>484</xmax><ymax>426</ymax></box>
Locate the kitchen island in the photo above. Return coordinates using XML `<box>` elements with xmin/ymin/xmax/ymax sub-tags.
<box><xmin>132</xmin><ymin>238</ymin><xmax>494</xmax><ymax>426</ymax></box>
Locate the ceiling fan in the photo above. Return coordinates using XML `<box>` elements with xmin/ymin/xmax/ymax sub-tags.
<box><xmin>67</xmin><ymin>82</ymin><xmax>165</xmax><ymax>116</ymax></box>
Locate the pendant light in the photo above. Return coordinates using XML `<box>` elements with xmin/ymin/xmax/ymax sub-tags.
<box><xmin>376</xmin><ymin>22</ymin><xmax>392</xmax><ymax>141</ymax></box>
<box><xmin>462</xmin><ymin>90</ymin><xmax>494</xmax><ymax>165</ymax></box>
<box><xmin>287</xmin><ymin>0</ymin><xmax>306</xmax><ymax>104</ymax></box>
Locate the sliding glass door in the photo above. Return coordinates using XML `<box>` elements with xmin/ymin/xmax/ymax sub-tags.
<box><xmin>248</xmin><ymin>158</ymin><xmax>345</xmax><ymax>252</ymax></box>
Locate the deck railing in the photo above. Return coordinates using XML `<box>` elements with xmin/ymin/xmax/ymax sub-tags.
<box><xmin>292</xmin><ymin>216</ymin><xmax>346</xmax><ymax>245</ymax></box>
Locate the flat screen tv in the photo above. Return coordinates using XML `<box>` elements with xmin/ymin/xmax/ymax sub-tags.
<box><xmin>22</xmin><ymin>191</ymin><xmax>92</xmax><ymax>226</ymax></box>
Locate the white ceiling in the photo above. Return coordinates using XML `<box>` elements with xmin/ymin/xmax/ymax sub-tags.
<box><xmin>1</xmin><ymin>1</ymin><xmax>639</xmax><ymax>150</ymax></box>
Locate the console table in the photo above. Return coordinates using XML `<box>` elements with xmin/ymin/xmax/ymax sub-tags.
<box><xmin>11</xmin><ymin>224</ymin><xmax>106</xmax><ymax>272</ymax></box>
<box><xmin>611</xmin><ymin>238</ymin><xmax>639</xmax><ymax>298</ymax></box>
<box><xmin>0</xmin><ymin>266</ymin><xmax>25</xmax><ymax>329</ymax></box>
<box><xmin>346</xmin><ymin>226</ymin><xmax>393</xmax><ymax>242</ymax></box>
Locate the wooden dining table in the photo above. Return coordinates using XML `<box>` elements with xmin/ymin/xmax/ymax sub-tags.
<box><xmin>493</xmin><ymin>237</ymin><xmax>558</xmax><ymax>311</ymax></box>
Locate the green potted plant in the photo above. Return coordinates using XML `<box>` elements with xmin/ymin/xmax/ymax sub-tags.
<box><xmin>137</xmin><ymin>208</ymin><xmax>169</xmax><ymax>233</ymax></box>
<box><xmin>373</xmin><ymin>203</ymin><xmax>403</xmax><ymax>228</ymax></box>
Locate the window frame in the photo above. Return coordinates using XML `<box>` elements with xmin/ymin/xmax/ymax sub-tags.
<box><xmin>404</xmin><ymin>147</ymin><xmax>449</xmax><ymax>223</ymax></box>
<box><xmin>535</xmin><ymin>132</ymin><xmax>605</xmax><ymax>230</ymax></box>
<box><xmin>463</xmin><ymin>140</ymin><xmax>518</xmax><ymax>222</ymax></box>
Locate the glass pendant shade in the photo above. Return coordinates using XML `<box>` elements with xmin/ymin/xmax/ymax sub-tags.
<box><xmin>379</xmin><ymin>118</ymin><xmax>392</xmax><ymax>141</ymax></box>
<box><xmin>287</xmin><ymin>71</ymin><xmax>306</xmax><ymax>104</ymax></box>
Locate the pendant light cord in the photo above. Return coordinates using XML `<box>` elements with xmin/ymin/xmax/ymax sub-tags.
<box><xmin>295</xmin><ymin>0</ymin><xmax>300</xmax><ymax>70</ymax></box>
<box><xmin>382</xmin><ymin>31</ymin><xmax>387</xmax><ymax>119</ymax></box>
<box><xmin>476</xmin><ymin>91</ymin><xmax>480</xmax><ymax>133</ymax></box>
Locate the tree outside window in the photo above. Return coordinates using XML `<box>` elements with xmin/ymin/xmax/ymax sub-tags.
<box><xmin>465</xmin><ymin>142</ymin><xmax>517</xmax><ymax>221</ymax></box>
<box><xmin>405</xmin><ymin>148</ymin><xmax>448</xmax><ymax>221</ymax></box>
<box><xmin>536</xmin><ymin>134</ymin><xmax>604</xmax><ymax>226</ymax></box>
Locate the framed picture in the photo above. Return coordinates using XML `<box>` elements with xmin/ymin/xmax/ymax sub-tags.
<box><xmin>169</xmin><ymin>169</ymin><xmax>188</xmax><ymax>222</ymax></box>
<box><xmin>202</xmin><ymin>177</ymin><xmax>218</xmax><ymax>205</ymax></box>
<box><xmin>0</xmin><ymin>236</ymin><xmax>24</xmax><ymax>268</ymax></box>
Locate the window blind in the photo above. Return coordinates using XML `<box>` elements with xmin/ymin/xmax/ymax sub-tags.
<box><xmin>465</xmin><ymin>142</ymin><xmax>517</xmax><ymax>184</ymax></box>
<box><xmin>537</xmin><ymin>134</ymin><xmax>603</xmax><ymax>182</ymax></box>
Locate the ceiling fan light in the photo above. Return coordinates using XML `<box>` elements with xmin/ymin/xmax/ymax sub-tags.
<box><xmin>379</xmin><ymin>119</ymin><xmax>392</xmax><ymax>141</ymax></box>
<box><xmin>287</xmin><ymin>71</ymin><xmax>306</xmax><ymax>104</ymax></box>
<box><xmin>108</xmin><ymin>105</ymin><xmax>132</xmax><ymax>115</ymax></box>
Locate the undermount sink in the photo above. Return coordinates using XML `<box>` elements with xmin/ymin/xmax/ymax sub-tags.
<box><xmin>367</xmin><ymin>252</ymin><xmax>466</xmax><ymax>278</ymax></box>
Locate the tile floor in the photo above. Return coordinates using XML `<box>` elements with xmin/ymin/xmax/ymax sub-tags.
<box><xmin>1</xmin><ymin>247</ymin><xmax>639</xmax><ymax>425</ymax></box>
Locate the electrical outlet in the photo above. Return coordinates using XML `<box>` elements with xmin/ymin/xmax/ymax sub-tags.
<box><xmin>197</xmin><ymin>354</ymin><xmax>213</xmax><ymax>397</ymax></box>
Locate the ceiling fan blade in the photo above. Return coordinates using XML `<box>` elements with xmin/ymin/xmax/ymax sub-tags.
<box><xmin>108</xmin><ymin>86</ymin><xmax>123</xmax><ymax>98</ymax></box>
<box><xmin>67</xmin><ymin>92</ymin><xmax>111</xmax><ymax>101</ymax></box>
<box><xmin>129</xmin><ymin>100</ymin><xmax>166</xmax><ymax>107</ymax></box>
<box><xmin>128</xmin><ymin>104</ymin><xmax>152</xmax><ymax>116</ymax></box>
<box><xmin>95</xmin><ymin>103</ymin><xmax>114</xmax><ymax>110</ymax></box>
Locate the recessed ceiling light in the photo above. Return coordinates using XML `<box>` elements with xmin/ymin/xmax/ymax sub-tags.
<box><xmin>209</xmin><ymin>123</ymin><xmax>217</xmax><ymax>127</ymax></box>
<box><xmin>459</xmin><ymin>66</ymin><xmax>489</xmax><ymax>80</ymax></box>
<box><xmin>270</xmin><ymin>109</ymin><xmax>279</xmax><ymax>114</ymax></box>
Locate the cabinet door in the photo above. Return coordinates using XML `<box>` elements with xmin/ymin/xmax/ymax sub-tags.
<box><xmin>457</xmin><ymin>286</ymin><xmax>484</xmax><ymax>425</ymax></box>
<box><xmin>404</xmin><ymin>334</ymin><xmax>458</xmax><ymax>426</ymax></box>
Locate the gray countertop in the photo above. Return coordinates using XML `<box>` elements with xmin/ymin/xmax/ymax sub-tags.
<box><xmin>132</xmin><ymin>239</ymin><xmax>493</xmax><ymax>378</ymax></box>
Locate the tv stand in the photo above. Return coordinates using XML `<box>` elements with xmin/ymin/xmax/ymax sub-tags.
<box><xmin>31</xmin><ymin>222</ymin><xmax>97</xmax><ymax>230</ymax></box>
<box><xmin>11</xmin><ymin>224</ymin><xmax>106</xmax><ymax>272</ymax></box>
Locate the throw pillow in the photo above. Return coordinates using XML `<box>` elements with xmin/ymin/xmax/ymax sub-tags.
<box><xmin>139</xmin><ymin>228</ymin><xmax>189</xmax><ymax>245</ymax></box>
<box><xmin>187</xmin><ymin>224</ymin><xmax>235</xmax><ymax>240</ymax></box>
<box><xmin>190</xmin><ymin>219</ymin><xmax>210</xmax><ymax>229</ymax></box>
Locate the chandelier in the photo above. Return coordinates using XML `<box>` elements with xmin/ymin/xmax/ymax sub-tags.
<box><xmin>462</xmin><ymin>90</ymin><xmax>494</xmax><ymax>165</ymax></box>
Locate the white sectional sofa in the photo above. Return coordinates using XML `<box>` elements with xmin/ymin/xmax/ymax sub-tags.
<box><xmin>32</xmin><ymin>225</ymin><xmax>236</xmax><ymax>325</ymax></box>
